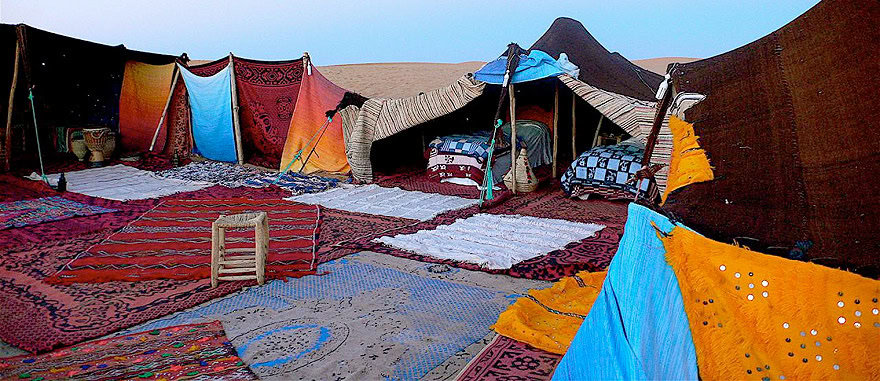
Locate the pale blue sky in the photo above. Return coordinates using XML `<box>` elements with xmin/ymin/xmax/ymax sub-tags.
<box><xmin>1</xmin><ymin>0</ymin><xmax>820</xmax><ymax>65</ymax></box>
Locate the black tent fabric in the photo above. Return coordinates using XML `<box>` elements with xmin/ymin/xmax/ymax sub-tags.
<box><xmin>0</xmin><ymin>24</ymin><xmax>178</xmax><ymax>171</ymax></box>
<box><xmin>664</xmin><ymin>0</ymin><xmax>880</xmax><ymax>276</ymax></box>
<box><xmin>528</xmin><ymin>17</ymin><xmax>663</xmax><ymax>101</ymax></box>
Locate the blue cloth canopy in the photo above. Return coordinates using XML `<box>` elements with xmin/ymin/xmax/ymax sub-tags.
<box><xmin>178</xmin><ymin>64</ymin><xmax>239</xmax><ymax>162</ymax></box>
<box><xmin>474</xmin><ymin>50</ymin><xmax>565</xmax><ymax>85</ymax></box>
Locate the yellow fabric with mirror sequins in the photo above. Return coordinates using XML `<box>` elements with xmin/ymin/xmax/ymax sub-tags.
<box><xmin>491</xmin><ymin>271</ymin><xmax>606</xmax><ymax>354</ymax></box>
<box><xmin>663</xmin><ymin>226</ymin><xmax>880</xmax><ymax>380</ymax></box>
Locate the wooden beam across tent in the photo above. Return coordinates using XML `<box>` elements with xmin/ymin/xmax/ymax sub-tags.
<box><xmin>508</xmin><ymin>83</ymin><xmax>517</xmax><ymax>193</ymax></box>
<box><xmin>228</xmin><ymin>53</ymin><xmax>244</xmax><ymax>165</ymax></box>
<box><xmin>552</xmin><ymin>83</ymin><xmax>559</xmax><ymax>177</ymax></box>
<box><xmin>4</xmin><ymin>39</ymin><xmax>19</xmax><ymax>171</ymax></box>
<box><xmin>571</xmin><ymin>93</ymin><xmax>576</xmax><ymax>160</ymax></box>
<box><xmin>148</xmin><ymin>67</ymin><xmax>181</xmax><ymax>152</ymax></box>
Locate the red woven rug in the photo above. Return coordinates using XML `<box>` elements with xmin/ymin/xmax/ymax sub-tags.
<box><xmin>458</xmin><ymin>335</ymin><xmax>561</xmax><ymax>381</ymax></box>
<box><xmin>0</xmin><ymin>321</ymin><xmax>256</xmax><ymax>380</ymax></box>
<box><xmin>48</xmin><ymin>199</ymin><xmax>320</xmax><ymax>284</ymax></box>
<box><xmin>0</xmin><ymin>177</ymin><xmax>295</xmax><ymax>352</ymax></box>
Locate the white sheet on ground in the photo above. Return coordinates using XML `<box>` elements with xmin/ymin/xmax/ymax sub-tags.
<box><xmin>375</xmin><ymin>213</ymin><xmax>605</xmax><ymax>269</ymax></box>
<box><xmin>26</xmin><ymin>164</ymin><xmax>213</xmax><ymax>201</ymax></box>
<box><xmin>285</xmin><ymin>184</ymin><xmax>477</xmax><ymax>221</ymax></box>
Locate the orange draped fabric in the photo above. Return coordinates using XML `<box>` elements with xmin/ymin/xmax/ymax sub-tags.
<box><xmin>279</xmin><ymin>65</ymin><xmax>348</xmax><ymax>174</ymax></box>
<box><xmin>663</xmin><ymin>226</ymin><xmax>880</xmax><ymax>380</ymax></box>
<box><xmin>662</xmin><ymin>115</ymin><xmax>714</xmax><ymax>203</ymax></box>
<box><xmin>118</xmin><ymin>61</ymin><xmax>175</xmax><ymax>153</ymax></box>
<box><xmin>492</xmin><ymin>271</ymin><xmax>606</xmax><ymax>354</ymax></box>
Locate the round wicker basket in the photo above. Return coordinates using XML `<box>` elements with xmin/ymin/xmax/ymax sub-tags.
<box><xmin>503</xmin><ymin>148</ymin><xmax>538</xmax><ymax>193</ymax></box>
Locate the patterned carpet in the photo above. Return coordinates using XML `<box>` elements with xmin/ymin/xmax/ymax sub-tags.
<box><xmin>0</xmin><ymin>176</ymin><xmax>293</xmax><ymax>353</ymax></box>
<box><xmin>0</xmin><ymin>196</ymin><xmax>117</xmax><ymax>230</ymax></box>
<box><xmin>457</xmin><ymin>334</ymin><xmax>562</xmax><ymax>381</ymax></box>
<box><xmin>0</xmin><ymin>321</ymin><xmax>256</xmax><ymax>380</ymax></box>
<box><xmin>120</xmin><ymin>252</ymin><xmax>547</xmax><ymax>380</ymax></box>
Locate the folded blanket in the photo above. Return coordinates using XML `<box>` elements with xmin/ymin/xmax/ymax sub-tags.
<box><xmin>492</xmin><ymin>271</ymin><xmax>606</xmax><ymax>354</ymax></box>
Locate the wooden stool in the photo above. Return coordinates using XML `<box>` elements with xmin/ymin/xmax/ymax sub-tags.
<box><xmin>211</xmin><ymin>212</ymin><xmax>269</xmax><ymax>288</ymax></box>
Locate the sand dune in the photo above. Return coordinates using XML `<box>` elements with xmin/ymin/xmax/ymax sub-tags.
<box><xmin>187</xmin><ymin>57</ymin><xmax>698</xmax><ymax>99</ymax></box>
<box><xmin>632</xmin><ymin>57</ymin><xmax>701</xmax><ymax>74</ymax></box>
<box><xmin>318</xmin><ymin>61</ymin><xmax>485</xmax><ymax>99</ymax></box>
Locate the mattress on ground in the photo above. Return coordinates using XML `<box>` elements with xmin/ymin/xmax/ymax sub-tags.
<box><xmin>427</xmin><ymin>120</ymin><xmax>552</xmax><ymax>186</ymax></box>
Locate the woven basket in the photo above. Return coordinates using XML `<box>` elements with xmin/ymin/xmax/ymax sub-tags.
<box><xmin>504</xmin><ymin>148</ymin><xmax>538</xmax><ymax>193</ymax></box>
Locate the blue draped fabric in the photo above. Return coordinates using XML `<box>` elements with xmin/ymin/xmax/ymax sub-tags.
<box><xmin>552</xmin><ymin>203</ymin><xmax>699</xmax><ymax>380</ymax></box>
<box><xmin>474</xmin><ymin>50</ymin><xmax>565</xmax><ymax>84</ymax></box>
<box><xmin>178</xmin><ymin>64</ymin><xmax>238</xmax><ymax>162</ymax></box>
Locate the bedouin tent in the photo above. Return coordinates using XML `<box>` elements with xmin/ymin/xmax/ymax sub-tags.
<box><xmin>149</xmin><ymin>53</ymin><xmax>350</xmax><ymax>172</ymax></box>
<box><xmin>0</xmin><ymin>23</ymin><xmax>178</xmax><ymax>172</ymax></box>
<box><xmin>656</xmin><ymin>0</ymin><xmax>880</xmax><ymax>275</ymax></box>
<box><xmin>337</xmin><ymin>17</ymin><xmax>674</xmax><ymax>189</ymax></box>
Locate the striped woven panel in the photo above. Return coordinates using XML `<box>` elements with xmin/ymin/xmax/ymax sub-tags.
<box><xmin>558</xmin><ymin>74</ymin><xmax>672</xmax><ymax>191</ymax></box>
<box><xmin>343</xmin><ymin>75</ymin><xmax>487</xmax><ymax>181</ymax></box>
<box><xmin>48</xmin><ymin>199</ymin><xmax>319</xmax><ymax>284</ymax></box>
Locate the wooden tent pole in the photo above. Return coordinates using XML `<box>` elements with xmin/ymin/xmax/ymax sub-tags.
<box><xmin>591</xmin><ymin>115</ymin><xmax>604</xmax><ymax>148</ymax></box>
<box><xmin>551</xmin><ymin>83</ymin><xmax>559</xmax><ymax>177</ymax></box>
<box><xmin>148</xmin><ymin>67</ymin><xmax>180</xmax><ymax>152</ymax></box>
<box><xmin>4</xmin><ymin>40</ymin><xmax>20</xmax><ymax>171</ymax></box>
<box><xmin>571</xmin><ymin>93</ymin><xmax>576</xmax><ymax>159</ymax></box>
<box><xmin>228</xmin><ymin>53</ymin><xmax>244</xmax><ymax>165</ymax></box>
<box><xmin>508</xmin><ymin>83</ymin><xmax>517</xmax><ymax>193</ymax></box>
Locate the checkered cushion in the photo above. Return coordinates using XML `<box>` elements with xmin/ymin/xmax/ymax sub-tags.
<box><xmin>561</xmin><ymin>143</ymin><xmax>655</xmax><ymax>197</ymax></box>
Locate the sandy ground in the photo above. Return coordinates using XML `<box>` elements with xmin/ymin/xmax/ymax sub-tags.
<box><xmin>632</xmin><ymin>57</ymin><xmax>701</xmax><ymax>74</ymax></box>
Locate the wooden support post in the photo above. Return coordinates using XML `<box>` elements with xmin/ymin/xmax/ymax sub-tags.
<box><xmin>591</xmin><ymin>115</ymin><xmax>604</xmax><ymax>148</ymax></box>
<box><xmin>228</xmin><ymin>54</ymin><xmax>244</xmax><ymax>165</ymax></box>
<box><xmin>551</xmin><ymin>83</ymin><xmax>559</xmax><ymax>177</ymax></box>
<box><xmin>571</xmin><ymin>94</ymin><xmax>577</xmax><ymax>159</ymax></box>
<box><xmin>508</xmin><ymin>83</ymin><xmax>517</xmax><ymax>193</ymax></box>
<box><xmin>4</xmin><ymin>40</ymin><xmax>19</xmax><ymax>171</ymax></box>
<box><xmin>148</xmin><ymin>68</ymin><xmax>180</xmax><ymax>152</ymax></box>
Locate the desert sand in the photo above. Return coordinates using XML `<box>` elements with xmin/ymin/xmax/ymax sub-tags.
<box><xmin>189</xmin><ymin>57</ymin><xmax>698</xmax><ymax>100</ymax></box>
<box><xmin>318</xmin><ymin>61</ymin><xmax>485</xmax><ymax>99</ymax></box>
<box><xmin>632</xmin><ymin>57</ymin><xmax>701</xmax><ymax>75</ymax></box>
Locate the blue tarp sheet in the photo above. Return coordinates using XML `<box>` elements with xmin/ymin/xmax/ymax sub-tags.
<box><xmin>552</xmin><ymin>203</ymin><xmax>699</xmax><ymax>380</ymax></box>
<box><xmin>178</xmin><ymin>64</ymin><xmax>238</xmax><ymax>162</ymax></box>
<box><xmin>474</xmin><ymin>50</ymin><xmax>565</xmax><ymax>84</ymax></box>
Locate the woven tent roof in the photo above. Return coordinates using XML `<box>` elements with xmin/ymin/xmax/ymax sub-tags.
<box><xmin>528</xmin><ymin>17</ymin><xmax>663</xmax><ymax>101</ymax></box>
<box><xmin>664</xmin><ymin>0</ymin><xmax>880</xmax><ymax>275</ymax></box>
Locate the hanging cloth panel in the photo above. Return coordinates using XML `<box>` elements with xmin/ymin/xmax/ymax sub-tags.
<box><xmin>232</xmin><ymin>57</ymin><xmax>303</xmax><ymax>168</ymax></box>
<box><xmin>279</xmin><ymin>66</ymin><xmax>348</xmax><ymax>174</ymax></box>
<box><xmin>118</xmin><ymin>61</ymin><xmax>175</xmax><ymax>152</ymax></box>
<box><xmin>178</xmin><ymin>63</ymin><xmax>238</xmax><ymax>162</ymax></box>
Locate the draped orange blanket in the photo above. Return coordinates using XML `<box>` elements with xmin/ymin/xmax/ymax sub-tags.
<box><xmin>492</xmin><ymin>271</ymin><xmax>606</xmax><ymax>354</ymax></box>
<box><xmin>118</xmin><ymin>61</ymin><xmax>175</xmax><ymax>153</ymax></box>
<box><xmin>663</xmin><ymin>227</ymin><xmax>880</xmax><ymax>380</ymax></box>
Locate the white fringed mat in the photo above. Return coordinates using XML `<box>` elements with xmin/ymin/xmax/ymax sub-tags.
<box><xmin>286</xmin><ymin>184</ymin><xmax>477</xmax><ymax>221</ymax></box>
<box><xmin>375</xmin><ymin>213</ymin><xmax>605</xmax><ymax>269</ymax></box>
<box><xmin>27</xmin><ymin>164</ymin><xmax>213</xmax><ymax>201</ymax></box>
